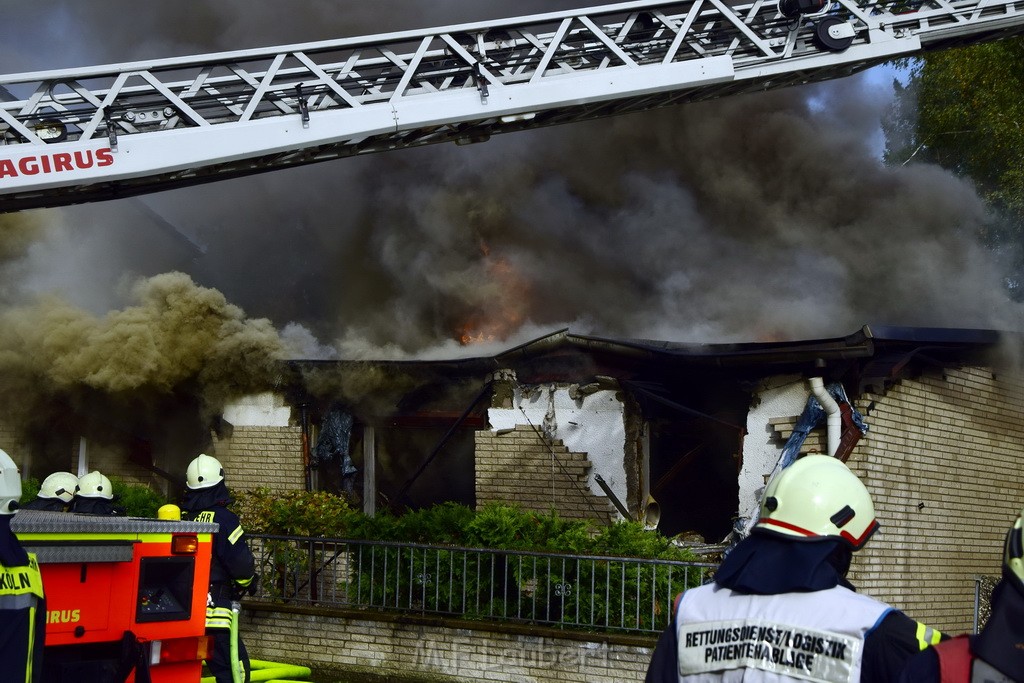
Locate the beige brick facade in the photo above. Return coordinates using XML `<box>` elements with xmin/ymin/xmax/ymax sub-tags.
<box><xmin>242</xmin><ymin>605</ymin><xmax>653</xmax><ymax>682</ymax></box>
<box><xmin>841</xmin><ymin>366</ymin><xmax>1024</xmax><ymax>633</ymax></box>
<box><xmin>475</xmin><ymin>425</ymin><xmax>616</xmax><ymax>524</ymax></box>
<box><xmin>212</xmin><ymin>425</ymin><xmax>306</xmax><ymax>493</ymax></box>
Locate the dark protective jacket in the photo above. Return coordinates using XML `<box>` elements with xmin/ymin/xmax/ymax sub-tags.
<box><xmin>68</xmin><ymin>496</ymin><xmax>124</xmax><ymax>516</ymax></box>
<box><xmin>645</xmin><ymin>533</ymin><xmax>945</xmax><ymax>682</ymax></box>
<box><xmin>22</xmin><ymin>497</ymin><xmax>66</xmax><ymax>512</ymax></box>
<box><xmin>898</xmin><ymin>572</ymin><xmax>1024</xmax><ymax>682</ymax></box>
<box><xmin>181</xmin><ymin>482</ymin><xmax>255</xmax><ymax>598</ymax></box>
<box><xmin>0</xmin><ymin>515</ymin><xmax>45</xmax><ymax>683</ymax></box>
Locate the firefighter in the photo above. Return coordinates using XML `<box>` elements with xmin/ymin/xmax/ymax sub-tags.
<box><xmin>645</xmin><ymin>454</ymin><xmax>946</xmax><ymax>682</ymax></box>
<box><xmin>22</xmin><ymin>471</ymin><xmax>78</xmax><ymax>511</ymax></box>
<box><xmin>69</xmin><ymin>470</ymin><xmax>124</xmax><ymax>515</ymax></box>
<box><xmin>0</xmin><ymin>448</ymin><xmax>45</xmax><ymax>683</ymax></box>
<box><xmin>181</xmin><ymin>453</ymin><xmax>255</xmax><ymax>683</ymax></box>
<box><xmin>898</xmin><ymin>507</ymin><xmax>1024</xmax><ymax>682</ymax></box>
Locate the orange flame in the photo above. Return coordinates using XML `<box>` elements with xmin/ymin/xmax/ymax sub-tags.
<box><xmin>456</xmin><ymin>247</ymin><xmax>530</xmax><ymax>345</ymax></box>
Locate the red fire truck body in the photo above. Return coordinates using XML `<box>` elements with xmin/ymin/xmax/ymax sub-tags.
<box><xmin>12</xmin><ymin>509</ymin><xmax>218</xmax><ymax>683</ymax></box>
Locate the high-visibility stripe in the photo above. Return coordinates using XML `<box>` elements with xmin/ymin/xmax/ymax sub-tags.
<box><xmin>0</xmin><ymin>594</ymin><xmax>39</xmax><ymax>610</ymax></box>
<box><xmin>24</xmin><ymin>602</ymin><xmax>36</xmax><ymax>683</ymax></box>
<box><xmin>236</xmin><ymin>576</ymin><xmax>253</xmax><ymax>588</ymax></box>
<box><xmin>16</xmin><ymin>532</ymin><xmax>205</xmax><ymax>543</ymax></box>
<box><xmin>207</xmin><ymin>605</ymin><xmax>234</xmax><ymax>629</ymax></box>
<box><xmin>228</xmin><ymin>525</ymin><xmax>244</xmax><ymax>545</ymax></box>
<box><xmin>915</xmin><ymin>622</ymin><xmax>942</xmax><ymax>649</ymax></box>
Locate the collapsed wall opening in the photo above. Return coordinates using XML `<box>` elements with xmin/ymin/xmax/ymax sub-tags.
<box><xmin>631</xmin><ymin>375</ymin><xmax>749</xmax><ymax>544</ymax></box>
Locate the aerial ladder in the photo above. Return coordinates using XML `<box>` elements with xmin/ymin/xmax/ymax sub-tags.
<box><xmin>1</xmin><ymin>0</ymin><xmax>1023</xmax><ymax>212</ymax></box>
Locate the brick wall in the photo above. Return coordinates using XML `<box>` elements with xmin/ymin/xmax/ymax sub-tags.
<box><xmin>844</xmin><ymin>366</ymin><xmax>1024</xmax><ymax>632</ymax></box>
<box><xmin>75</xmin><ymin>444</ymin><xmax>156</xmax><ymax>488</ymax></box>
<box><xmin>212</xmin><ymin>426</ymin><xmax>305</xmax><ymax>493</ymax></box>
<box><xmin>242</xmin><ymin>606</ymin><xmax>654</xmax><ymax>683</ymax></box>
<box><xmin>475</xmin><ymin>425</ymin><xmax>615</xmax><ymax>524</ymax></box>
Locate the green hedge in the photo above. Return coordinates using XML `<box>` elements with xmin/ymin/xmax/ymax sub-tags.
<box><xmin>235</xmin><ymin>491</ymin><xmax>704</xmax><ymax>632</ymax></box>
<box><xmin>19</xmin><ymin>476</ymin><xmax>166</xmax><ymax>517</ymax></box>
<box><xmin>235</xmin><ymin>490</ymin><xmax>694</xmax><ymax>560</ymax></box>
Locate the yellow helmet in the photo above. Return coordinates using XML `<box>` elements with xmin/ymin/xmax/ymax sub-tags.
<box><xmin>755</xmin><ymin>454</ymin><xmax>879</xmax><ymax>549</ymax></box>
<box><xmin>186</xmin><ymin>454</ymin><xmax>224</xmax><ymax>490</ymax></box>
<box><xmin>39</xmin><ymin>471</ymin><xmax>79</xmax><ymax>503</ymax></box>
<box><xmin>1005</xmin><ymin>508</ymin><xmax>1024</xmax><ymax>587</ymax></box>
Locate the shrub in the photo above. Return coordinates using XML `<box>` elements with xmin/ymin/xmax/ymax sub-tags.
<box><xmin>18</xmin><ymin>476</ymin><xmax>164</xmax><ymax>517</ymax></box>
<box><xmin>19</xmin><ymin>478</ymin><xmax>40</xmax><ymax>506</ymax></box>
<box><xmin>235</xmin><ymin>488</ymin><xmax>356</xmax><ymax>536</ymax></box>
<box><xmin>110</xmin><ymin>478</ymin><xmax>166</xmax><ymax>517</ymax></box>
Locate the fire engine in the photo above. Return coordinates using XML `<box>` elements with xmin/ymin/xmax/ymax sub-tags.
<box><xmin>1</xmin><ymin>0</ymin><xmax>1024</xmax><ymax>212</ymax></box>
<box><xmin>11</xmin><ymin>509</ymin><xmax>217</xmax><ymax>683</ymax></box>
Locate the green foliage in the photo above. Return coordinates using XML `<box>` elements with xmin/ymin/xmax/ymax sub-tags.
<box><xmin>235</xmin><ymin>488</ymin><xmax>357</xmax><ymax>536</ymax></box>
<box><xmin>19</xmin><ymin>478</ymin><xmax>40</xmax><ymax>505</ymax></box>
<box><xmin>18</xmin><ymin>476</ymin><xmax>164</xmax><ymax>517</ymax></box>
<box><xmin>111</xmin><ymin>478</ymin><xmax>167</xmax><ymax>517</ymax></box>
<box><xmin>884</xmin><ymin>39</ymin><xmax>1024</xmax><ymax>281</ymax></box>
<box><xmin>592</xmin><ymin>520</ymin><xmax>695</xmax><ymax>561</ymax></box>
<box><xmin>240</xmin><ymin>492</ymin><xmax>706</xmax><ymax>633</ymax></box>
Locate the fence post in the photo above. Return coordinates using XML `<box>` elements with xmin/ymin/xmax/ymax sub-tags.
<box><xmin>310</xmin><ymin>539</ymin><xmax>318</xmax><ymax>603</ymax></box>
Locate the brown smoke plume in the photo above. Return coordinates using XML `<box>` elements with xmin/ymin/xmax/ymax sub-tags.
<box><xmin>0</xmin><ymin>272</ymin><xmax>284</xmax><ymax>428</ymax></box>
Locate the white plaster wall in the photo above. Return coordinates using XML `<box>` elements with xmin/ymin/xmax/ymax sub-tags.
<box><xmin>738</xmin><ymin>376</ymin><xmax>809</xmax><ymax>531</ymax></box>
<box><xmin>222</xmin><ymin>392</ymin><xmax>292</xmax><ymax>427</ymax></box>
<box><xmin>488</xmin><ymin>385</ymin><xmax>627</xmax><ymax>513</ymax></box>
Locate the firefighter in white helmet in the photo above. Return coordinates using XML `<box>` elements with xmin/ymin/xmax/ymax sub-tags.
<box><xmin>181</xmin><ymin>454</ymin><xmax>255</xmax><ymax>683</ymax></box>
<box><xmin>69</xmin><ymin>470</ymin><xmax>123</xmax><ymax>515</ymax></box>
<box><xmin>0</xmin><ymin>449</ymin><xmax>45</xmax><ymax>682</ymax></box>
<box><xmin>898</xmin><ymin>507</ymin><xmax>1024</xmax><ymax>682</ymax></box>
<box><xmin>23</xmin><ymin>471</ymin><xmax>78</xmax><ymax>512</ymax></box>
<box><xmin>645</xmin><ymin>454</ymin><xmax>946</xmax><ymax>682</ymax></box>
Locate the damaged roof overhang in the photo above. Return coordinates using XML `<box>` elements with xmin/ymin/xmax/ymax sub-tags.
<box><xmin>284</xmin><ymin>324</ymin><xmax>1012</xmax><ymax>407</ymax></box>
<box><xmin>498</xmin><ymin>324</ymin><xmax>1001</xmax><ymax>366</ymax></box>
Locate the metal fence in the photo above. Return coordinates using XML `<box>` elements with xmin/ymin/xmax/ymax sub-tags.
<box><xmin>247</xmin><ymin>534</ymin><xmax>717</xmax><ymax>635</ymax></box>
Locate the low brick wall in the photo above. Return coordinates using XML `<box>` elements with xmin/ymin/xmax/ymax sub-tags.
<box><xmin>241</xmin><ymin>604</ymin><xmax>656</xmax><ymax>682</ymax></box>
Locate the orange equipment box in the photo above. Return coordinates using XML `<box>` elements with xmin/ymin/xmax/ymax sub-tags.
<box><xmin>13</xmin><ymin>510</ymin><xmax>218</xmax><ymax>683</ymax></box>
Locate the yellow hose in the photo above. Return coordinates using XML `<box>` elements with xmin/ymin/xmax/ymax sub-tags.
<box><xmin>201</xmin><ymin>658</ymin><xmax>312</xmax><ymax>683</ymax></box>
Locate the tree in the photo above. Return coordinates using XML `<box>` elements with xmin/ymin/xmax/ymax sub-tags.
<box><xmin>884</xmin><ymin>38</ymin><xmax>1024</xmax><ymax>253</ymax></box>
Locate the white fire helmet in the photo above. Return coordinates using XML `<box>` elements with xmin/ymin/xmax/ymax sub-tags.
<box><xmin>0</xmin><ymin>448</ymin><xmax>21</xmax><ymax>515</ymax></box>
<box><xmin>186</xmin><ymin>454</ymin><xmax>224</xmax><ymax>490</ymax></box>
<box><xmin>39</xmin><ymin>471</ymin><xmax>79</xmax><ymax>503</ymax></box>
<box><xmin>755</xmin><ymin>454</ymin><xmax>879</xmax><ymax>550</ymax></box>
<box><xmin>1005</xmin><ymin>508</ymin><xmax>1024</xmax><ymax>588</ymax></box>
<box><xmin>76</xmin><ymin>471</ymin><xmax>113</xmax><ymax>500</ymax></box>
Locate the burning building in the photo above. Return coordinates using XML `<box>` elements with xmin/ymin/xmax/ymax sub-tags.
<box><xmin>1</xmin><ymin>0</ymin><xmax>1023</xmax><ymax>647</ymax></box>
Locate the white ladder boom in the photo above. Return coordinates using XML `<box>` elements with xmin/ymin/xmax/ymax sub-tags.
<box><xmin>1</xmin><ymin>0</ymin><xmax>1022</xmax><ymax>211</ymax></box>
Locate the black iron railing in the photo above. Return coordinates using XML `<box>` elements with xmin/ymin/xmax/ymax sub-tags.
<box><xmin>247</xmin><ymin>534</ymin><xmax>716</xmax><ymax>635</ymax></box>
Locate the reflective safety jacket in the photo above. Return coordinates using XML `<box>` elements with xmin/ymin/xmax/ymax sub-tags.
<box><xmin>646</xmin><ymin>534</ymin><xmax>945</xmax><ymax>683</ymax></box>
<box><xmin>672</xmin><ymin>584</ymin><xmax>891</xmax><ymax>682</ymax></box>
<box><xmin>0</xmin><ymin>552</ymin><xmax>45</xmax><ymax>683</ymax></box>
<box><xmin>647</xmin><ymin>584</ymin><xmax>943</xmax><ymax>682</ymax></box>
<box><xmin>186</xmin><ymin>505</ymin><xmax>254</xmax><ymax>630</ymax></box>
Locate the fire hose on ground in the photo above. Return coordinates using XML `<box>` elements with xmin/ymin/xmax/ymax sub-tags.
<box><xmin>200</xmin><ymin>659</ymin><xmax>313</xmax><ymax>683</ymax></box>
